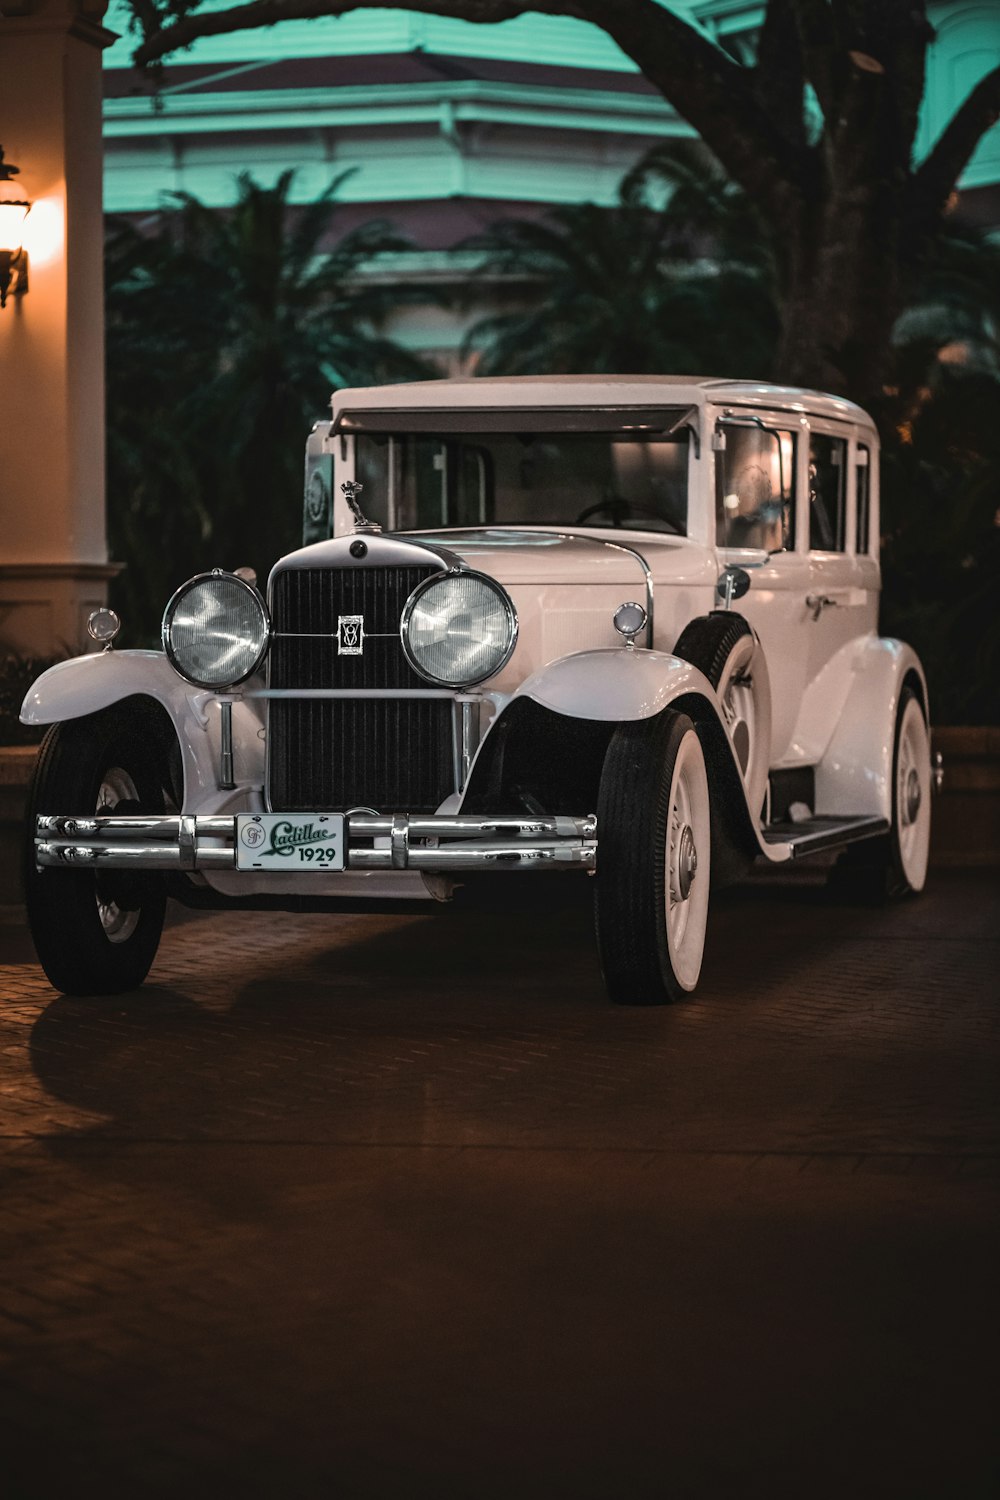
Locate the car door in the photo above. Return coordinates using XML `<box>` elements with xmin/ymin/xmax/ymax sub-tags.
<box><xmin>712</xmin><ymin>408</ymin><xmax>811</xmax><ymax>766</ymax></box>
<box><xmin>799</xmin><ymin>420</ymin><xmax>880</xmax><ymax>759</ymax></box>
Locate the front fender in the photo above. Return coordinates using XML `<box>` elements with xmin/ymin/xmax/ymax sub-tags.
<box><xmin>815</xmin><ymin>637</ymin><xmax>928</xmax><ymax>820</ymax></box>
<box><xmin>465</xmin><ymin>649</ymin><xmax>765</xmax><ymax>880</ymax></box>
<box><xmin>20</xmin><ymin>650</ymin><xmax>265</xmax><ymax>810</ymax></box>
<box><xmin>516</xmin><ymin>647</ymin><xmax>717</xmax><ymax>722</ymax></box>
<box><xmin>21</xmin><ymin>650</ymin><xmax>210</xmax><ymax>729</ymax></box>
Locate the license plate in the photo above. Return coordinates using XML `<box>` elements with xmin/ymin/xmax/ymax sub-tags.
<box><xmin>236</xmin><ymin>813</ymin><xmax>345</xmax><ymax>871</ymax></box>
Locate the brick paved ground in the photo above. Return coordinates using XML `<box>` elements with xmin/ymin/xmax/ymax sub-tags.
<box><xmin>1</xmin><ymin>870</ymin><xmax>998</xmax><ymax>1499</ymax></box>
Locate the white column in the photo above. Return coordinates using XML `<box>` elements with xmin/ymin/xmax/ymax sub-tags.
<box><xmin>0</xmin><ymin>0</ymin><xmax>116</xmax><ymax>658</ymax></box>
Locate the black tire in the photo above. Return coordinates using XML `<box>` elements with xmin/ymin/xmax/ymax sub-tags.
<box><xmin>24</xmin><ymin>705</ymin><xmax>168</xmax><ymax>996</ymax></box>
<box><xmin>673</xmin><ymin>611</ymin><xmax>770</xmax><ymax>816</ymax></box>
<box><xmin>594</xmin><ymin>709</ymin><xmax>711</xmax><ymax>1005</ymax></box>
<box><xmin>673</xmin><ymin>612</ymin><xmax>753</xmax><ymax>688</ymax></box>
<box><xmin>828</xmin><ymin>686</ymin><xmax>931</xmax><ymax>903</ymax></box>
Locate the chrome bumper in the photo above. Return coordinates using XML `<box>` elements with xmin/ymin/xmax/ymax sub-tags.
<box><xmin>34</xmin><ymin>812</ymin><xmax>598</xmax><ymax>873</ymax></box>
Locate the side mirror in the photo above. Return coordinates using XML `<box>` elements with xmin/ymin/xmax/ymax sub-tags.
<box><xmin>715</xmin><ymin>566</ymin><xmax>751</xmax><ymax>610</ymax></box>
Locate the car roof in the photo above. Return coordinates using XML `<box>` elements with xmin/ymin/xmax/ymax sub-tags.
<box><xmin>330</xmin><ymin>375</ymin><xmax>875</xmax><ymax>430</ymax></box>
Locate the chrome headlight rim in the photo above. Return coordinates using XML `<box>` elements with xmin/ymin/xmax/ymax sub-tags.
<box><xmin>400</xmin><ymin>568</ymin><xmax>519</xmax><ymax>689</ymax></box>
<box><xmin>162</xmin><ymin>569</ymin><xmax>271</xmax><ymax>691</ymax></box>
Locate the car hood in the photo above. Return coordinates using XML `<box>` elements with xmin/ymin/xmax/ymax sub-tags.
<box><xmin>405</xmin><ymin>528</ymin><xmax>699</xmax><ymax>589</ymax></box>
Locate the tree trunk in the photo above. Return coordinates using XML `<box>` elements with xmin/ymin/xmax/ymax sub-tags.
<box><xmin>774</xmin><ymin>179</ymin><xmax>902</xmax><ymax>404</ymax></box>
<box><xmin>770</xmin><ymin>46</ymin><xmax>919</xmax><ymax>408</ymax></box>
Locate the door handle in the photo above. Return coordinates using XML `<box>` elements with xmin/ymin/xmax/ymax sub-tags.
<box><xmin>805</xmin><ymin>594</ymin><xmax>838</xmax><ymax>621</ymax></box>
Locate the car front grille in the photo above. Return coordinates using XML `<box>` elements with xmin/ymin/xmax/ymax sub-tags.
<box><xmin>267</xmin><ymin>564</ymin><xmax>455</xmax><ymax>812</ymax></box>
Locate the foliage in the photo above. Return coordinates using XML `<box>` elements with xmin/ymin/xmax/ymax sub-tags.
<box><xmin>106</xmin><ymin>170</ymin><xmax>430</xmax><ymax>642</ymax></box>
<box><xmin>880</xmin><ymin>374</ymin><xmax>1000</xmax><ymax>726</ymax></box>
<box><xmin>875</xmin><ymin>224</ymin><xmax>1000</xmax><ymax>725</ymax></box>
<box><xmin>463</xmin><ymin>142</ymin><xmax>778</xmax><ymax>377</ymax></box>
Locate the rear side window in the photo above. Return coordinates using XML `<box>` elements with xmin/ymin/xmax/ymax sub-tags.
<box><xmin>716</xmin><ymin>425</ymin><xmax>796</xmax><ymax>553</ymax></box>
<box><xmin>856</xmin><ymin>444</ymin><xmax>871</xmax><ymax>555</ymax></box>
<box><xmin>808</xmin><ymin>433</ymin><xmax>847</xmax><ymax>551</ymax></box>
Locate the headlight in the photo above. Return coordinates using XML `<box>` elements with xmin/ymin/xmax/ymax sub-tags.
<box><xmin>402</xmin><ymin>571</ymin><xmax>518</xmax><ymax>688</ymax></box>
<box><xmin>162</xmin><ymin>571</ymin><xmax>269</xmax><ymax>689</ymax></box>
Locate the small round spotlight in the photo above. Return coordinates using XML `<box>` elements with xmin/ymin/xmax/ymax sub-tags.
<box><xmin>87</xmin><ymin>607</ymin><xmax>121</xmax><ymax>650</ymax></box>
<box><xmin>613</xmin><ymin>601</ymin><xmax>647</xmax><ymax>646</ymax></box>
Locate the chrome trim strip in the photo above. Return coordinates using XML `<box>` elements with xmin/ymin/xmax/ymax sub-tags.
<box><xmin>351</xmin><ymin>814</ymin><xmax>596</xmax><ymax>839</ymax></box>
<box><xmin>36</xmin><ymin>814</ymin><xmax>235</xmax><ymax>837</ymax></box>
<box><xmin>219</xmin><ymin>701</ymin><xmax>235</xmax><ymax>791</ymax></box>
<box><xmin>35</xmin><ymin>841</ymin><xmax>236</xmax><ymax>870</ymax></box>
<box><xmin>270</xmin><ymin>631</ymin><xmax>400</xmax><ymax>640</ymax></box>
<box><xmin>350</xmin><ymin>843</ymin><xmax>595</xmax><ymax>870</ymax></box>
<box><xmin>460</xmin><ymin>700</ymin><xmax>476</xmax><ymax>790</ymax></box>
<box><xmin>582</xmin><ymin>537</ymin><xmax>654</xmax><ymax>648</ymax></box>
<box><xmin>249</xmin><ymin>688</ymin><xmax>459</xmax><ymax>700</ymax></box>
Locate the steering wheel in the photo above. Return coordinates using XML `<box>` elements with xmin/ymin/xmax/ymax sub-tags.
<box><xmin>573</xmin><ymin>495</ymin><xmax>678</xmax><ymax>531</ymax></box>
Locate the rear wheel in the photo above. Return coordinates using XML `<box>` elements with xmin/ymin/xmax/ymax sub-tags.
<box><xmin>594</xmin><ymin>709</ymin><xmax>711</xmax><ymax>1005</ymax></box>
<box><xmin>829</xmin><ymin>686</ymin><xmax>931</xmax><ymax>901</ymax></box>
<box><xmin>25</xmin><ymin>706</ymin><xmax>168</xmax><ymax>995</ymax></box>
<box><xmin>892</xmin><ymin>691</ymin><xmax>932</xmax><ymax>892</ymax></box>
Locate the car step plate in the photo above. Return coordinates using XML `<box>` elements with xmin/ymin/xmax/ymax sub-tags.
<box><xmin>236</xmin><ymin>813</ymin><xmax>345</xmax><ymax>871</ymax></box>
<box><xmin>761</xmin><ymin>814</ymin><xmax>888</xmax><ymax>857</ymax></box>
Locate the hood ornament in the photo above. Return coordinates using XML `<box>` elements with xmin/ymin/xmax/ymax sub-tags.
<box><xmin>341</xmin><ymin>480</ymin><xmax>381</xmax><ymax>535</ymax></box>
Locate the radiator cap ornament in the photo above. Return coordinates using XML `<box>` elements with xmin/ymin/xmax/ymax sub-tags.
<box><xmin>342</xmin><ymin>480</ymin><xmax>382</xmax><ymax>535</ymax></box>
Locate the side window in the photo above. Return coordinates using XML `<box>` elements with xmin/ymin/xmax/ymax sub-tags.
<box><xmin>856</xmin><ymin>444</ymin><xmax>870</xmax><ymax>555</ymax></box>
<box><xmin>808</xmin><ymin>433</ymin><xmax>847</xmax><ymax>551</ymax></box>
<box><xmin>716</xmin><ymin>426</ymin><xmax>796</xmax><ymax>553</ymax></box>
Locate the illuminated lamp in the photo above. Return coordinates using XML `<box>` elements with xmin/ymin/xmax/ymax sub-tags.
<box><xmin>0</xmin><ymin>146</ymin><xmax>30</xmax><ymax>308</ymax></box>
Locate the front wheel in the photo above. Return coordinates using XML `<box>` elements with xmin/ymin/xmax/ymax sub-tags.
<box><xmin>594</xmin><ymin>710</ymin><xmax>712</xmax><ymax>1005</ymax></box>
<box><xmin>24</xmin><ymin>706</ymin><xmax>168</xmax><ymax>996</ymax></box>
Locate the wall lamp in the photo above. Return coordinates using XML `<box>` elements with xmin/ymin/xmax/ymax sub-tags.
<box><xmin>0</xmin><ymin>146</ymin><xmax>30</xmax><ymax>308</ymax></box>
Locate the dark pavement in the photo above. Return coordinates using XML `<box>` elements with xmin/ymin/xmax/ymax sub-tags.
<box><xmin>1</xmin><ymin>870</ymin><xmax>998</xmax><ymax>1498</ymax></box>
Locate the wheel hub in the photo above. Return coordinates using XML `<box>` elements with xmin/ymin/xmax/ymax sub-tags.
<box><xmin>904</xmin><ymin>767</ymin><xmax>921</xmax><ymax>824</ymax></box>
<box><xmin>674</xmin><ymin>825</ymin><xmax>698</xmax><ymax>902</ymax></box>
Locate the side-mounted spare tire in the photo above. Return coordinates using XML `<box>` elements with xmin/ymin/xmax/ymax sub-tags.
<box><xmin>672</xmin><ymin>611</ymin><xmax>771</xmax><ymax>819</ymax></box>
<box><xmin>24</xmin><ymin>702</ymin><xmax>169</xmax><ymax>996</ymax></box>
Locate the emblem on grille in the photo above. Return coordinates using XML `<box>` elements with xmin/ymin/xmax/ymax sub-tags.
<box><xmin>337</xmin><ymin>614</ymin><xmax>364</xmax><ymax>655</ymax></box>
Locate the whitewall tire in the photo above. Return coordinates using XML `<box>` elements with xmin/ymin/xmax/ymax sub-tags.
<box><xmin>595</xmin><ymin>709</ymin><xmax>711</xmax><ymax>1005</ymax></box>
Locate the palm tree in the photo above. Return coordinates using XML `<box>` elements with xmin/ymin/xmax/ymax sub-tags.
<box><xmin>462</xmin><ymin>142</ymin><xmax>779</xmax><ymax>378</ymax></box>
<box><xmin>106</xmin><ymin>171</ymin><xmax>430</xmax><ymax>638</ymax></box>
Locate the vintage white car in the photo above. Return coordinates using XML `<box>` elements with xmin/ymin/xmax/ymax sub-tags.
<box><xmin>22</xmin><ymin>376</ymin><xmax>933</xmax><ymax>1001</ymax></box>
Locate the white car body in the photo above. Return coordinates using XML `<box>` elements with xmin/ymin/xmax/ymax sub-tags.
<box><xmin>22</xmin><ymin>376</ymin><xmax>933</xmax><ymax>1003</ymax></box>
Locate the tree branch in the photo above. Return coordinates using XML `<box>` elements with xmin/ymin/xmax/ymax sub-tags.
<box><xmin>131</xmin><ymin>0</ymin><xmax>581</xmax><ymax>67</ymax></box>
<box><xmin>128</xmin><ymin>0</ymin><xmax>805</xmax><ymax>204</ymax></box>
<box><xmin>786</xmin><ymin>0</ymin><xmax>837</xmax><ymax>120</ymax></box>
<box><xmin>750</xmin><ymin>0</ymin><xmax>806</xmax><ymax>151</ymax></box>
<box><xmin>576</xmin><ymin>0</ymin><xmax>806</xmax><ymax>200</ymax></box>
<box><xmin>909</xmin><ymin>62</ymin><xmax>1000</xmax><ymax>228</ymax></box>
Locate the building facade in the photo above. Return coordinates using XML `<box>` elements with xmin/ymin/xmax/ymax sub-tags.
<box><xmin>102</xmin><ymin>1</ymin><xmax>1000</xmax><ymax>368</ymax></box>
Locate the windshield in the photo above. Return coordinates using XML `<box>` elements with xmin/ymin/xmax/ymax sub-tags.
<box><xmin>352</xmin><ymin>422</ymin><xmax>690</xmax><ymax>535</ymax></box>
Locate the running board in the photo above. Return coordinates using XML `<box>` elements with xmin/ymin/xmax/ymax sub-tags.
<box><xmin>760</xmin><ymin>815</ymin><xmax>889</xmax><ymax>862</ymax></box>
